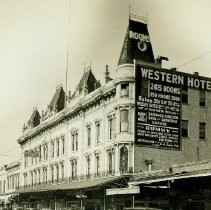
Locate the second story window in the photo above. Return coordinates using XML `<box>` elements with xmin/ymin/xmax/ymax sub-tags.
<box><xmin>39</xmin><ymin>145</ymin><xmax>42</xmax><ymax>162</ymax></box>
<box><xmin>199</xmin><ymin>122</ymin><xmax>206</xmax><ymax>140</ymax></box>
<box><xmin>51</xmin><ymin>166</ymin><xmax>54</xmax><ymax>182</ymax></box>
<box><xmin>57</xmin><ymin>140</ymin><xmax>60</xmax><ymax>157</ymax></box>
<box><xmin>95</xmin><ymin>120</ymin><xmax>101</xmax><ymax>144</ymax></box>
<box><xmin>96</xmin><ymin>156</ymin><xmax>100</xmax><ymax>175</ymax></box>
<box><xmin>43</xmin><ymin>145</ymin><xmax>48</xmax><ymax>160</ymax></box>
<box><xmin>121</xmin><ymin>83</ymin><xmax>129</xmax><ymax>98</ymax></box>
<box><xmin>181</xmin><ymin>120</ymin><xmax>188</xmax><ymax>138</ymax></box>
<box><xmin>71</xmin><ymin>130</ymin><xmax>78</xmax><ymax>151</ymax></box>
<box><xmin>120</xmin><ymin>110</ymin><xmax>129</xmax><ymax>132</ymax></box>
<box><xmin>61</xmin><ymin>163</ymin><xmax>64</xmax><ymax>180</ymax></box>
<box><xmin>200</xmin><ymin>91</ymin><xmax>206</xmax><ymax>107</ymax></box>
<box><xmin>61</xmin><ymin>136</ymin><xmax>65</xmax><ymax>155</ymax></box>
<box><xmin>87</xmin><ymin>125</ymin><xmax>91</xmax><ymax>147</ymax></box>
<box><xmin>108</xmin><ymin>115</ymin><xmax>116</xmax><ymax>139</ymax></box>
<box><xmin>86</xmin><ymin>157</ymin><xmax>91</xmax><ymax>177</ymax></box>
<box><xmin>51</xmin><ymin>141</ymin><xmax>54</xmax><ymax>158</ymax></box>
<box><xmin>182</xmin><ymin>86</ymin><xmax>188</xmax><ymax>104</ymax></box>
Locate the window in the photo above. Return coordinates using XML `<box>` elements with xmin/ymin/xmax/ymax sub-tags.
<box><xmin>87</xmin><ymin>126</ymin><xmax>91</xmax><ymax>147</ymax></box>
<box><xmin>95</xmin><ymin>121</ymin><xmax>101</xmax><ymax>144</ymax></box>
<box><xmin>75</xmin><ymin>133</ymin><xmax>78</xmax><ymax>150</ymax></box>
<box><xmin>62</xmin><ymin>136</ymin><xmax>65</xmax><ymax>154</ymax></box>
<box><xmin>43</xmin><ymin>145</ymin><xmax>48</xmax><ymax>160</ymax></box>
<box><xmin>96</xmin><ymin>156</ymin><xmax>100</xmax><ymax>175</ymax></box>
<box><xmin>71</xmin><ymin>159</ymin><xmax>78</xmax><ymax>179</ymax></box>
<box><xmin>141</xmin><ymin>79</ymin><xmax>149</xmax><ymax>97</ymax></box>
<box><xmin>121</xmin><ymin>83</ymin><xmax>129</xmax><ymax>98</ymax></box>
<box><xmin>38</xmin><ymin>170</ymin><xmax>40</xmax><ymax>184</ymax></box>
<box><xmin>56</xmin><ymin>165</ymin><xmax>59</xmax><ymax>182</ymax></box>
<box><xmin>39</xmin><ymin>145</ymin><xmax>42</xmax><ymax>162</ymax></box>
<box><xmin>71</xmin><ymin>161</ymin><xmax>74</xmax><ymax>178</ymax></box>
<box><xmin>120</xmin><ymin>147</ymin><xmax>128</xmax><ymax>174</ymax></box>
<box><xmin>34</xmin><ymin>171</ymin><xmax>37</xmax><ymax>185</ymax></box>
<box><xmin>61</xmin><ymin>164</ymin><xmax>64</xmax><ymax>180</ymax></box>
<box><xmin>182</xmin><ymin>86</ymin><xmax>188</xmax><ymax>104</ymax></box>
<box><xmin>108</xmin><ymin>152</ymin><xmax>113</xmax><ymax>174</ymax></box>
<box><xmin>57</xmin><ymin>140</ymin><xmax>60</xmax><ymax>156</ymax></box>
<box><xmin>31</xmin><ymin>172</ymin><xmax>33</xmax><ymax>186</ymax></box>
<box><xmin>120</xmin><ymin>110</ymin><xmax>129</xmax><ymax>132</ymax></box>
<box><xmin>72</xmin><ymin>134</ymin><xmax>75</xmax><ymax>151</ymax></box>
<box><xmin>87</xmin><ymin>157</ymin><xmax>91</xmax><ymax>178</ymax></box>
<box><xmin>51</xmin><ymin>166</ymin><xmax>54</xmax><ymax>182</ymax></box>
<box><xmin>109</xmin><ymin>116</ymin><xmax>116</xmax><ymax>139</ymax></box>
<box><xmin>181</xmin><ymin>120</ymin><xmax>188</xmax><ymax>138</ymax></box>
<box><xmin>24</xmin><ymin>173</ymin><xmax>28</xmax><ymax>187</ymax></box>
<box><xmin>199</xmin><ymin>122</ymin><xmax>206</xmax><ymax>140</ymax></box>
<box><xmin>200</xmin><ymin>91</ymin><xmax>206</xmax><ymax>107</ymax></box>
<box><xmin>24</xmin><ymin>156</ymin><xmax>28</xmax><ymax>168</ymax></box>
<box><xmin>71</xmin><ymin>131</ymin><xmax>78</xmax><ymax>151</ymax></box>
<box><xmin>51</xmin><ymin>141</ymin><xmax>54</xmax><ymax>158</ymax></box>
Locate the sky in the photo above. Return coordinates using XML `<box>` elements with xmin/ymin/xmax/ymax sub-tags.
<box><xmin>0</xmin><ymin>0</ymin><xmax>211</xmax><ymax>165</ymax></box>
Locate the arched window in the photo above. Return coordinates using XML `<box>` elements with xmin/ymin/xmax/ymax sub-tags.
<box><xmin>120</xmin><ymin>146</ymin><xmax>128</xmax><ymax>174</ymax></box>
<box><xmin>87</xmin><ymin>157</ymin><xmax>91</xmax><ymax>178</ymax></box>
<box><xmin>56</xmin><ymin>165</ymin><xmax>59</xmax><ymax>182</ymax></box>
<box><xmin>96</xmin><ymin>156</ymin><xmax>100</xmax><ymax>175</ymax></box>
<box><xmin>51</xmin><ymin>166</ymin><xmax>54</xmax><ymax>182</ymax></box>
<box><xmin>108</xmin><ymin>152</ymin><xmax>113</xmax><ymax>174</ymax></box>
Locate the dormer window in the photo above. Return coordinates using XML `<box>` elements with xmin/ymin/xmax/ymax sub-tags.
<box><xmin>121</xmin><ymin>83</ymin><xmax>129</xmax><ymax>98</ymax></box>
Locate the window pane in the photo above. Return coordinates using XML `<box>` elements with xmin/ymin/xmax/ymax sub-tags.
<box><xmin>200</xmin><ymin>91</ymin><xmax>206</xmax><ymax>107</ymax></box>
<box><xmin>121</xmin><ymin>83</ymin><xmax>129</xmax><ymax>98</ymax></box>
<box><xmin>199</xmin><ymin>122</ymin><xmax>206</xmax><ymax>139</ymax></box>
<box><xmin>181</xmin><ymin>120</ymin><xmax>188</xmax><ymax>137</ymax></box>
<box><xmin>182</xmin><ymin>87</ymin><xmax>188</xmax><ymax>104</ymax></box>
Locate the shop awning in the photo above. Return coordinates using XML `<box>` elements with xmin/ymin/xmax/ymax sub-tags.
<box><xmin>17</xmin><ymin>175</ymin><xmax>130</xmax><ymax>194</ymax></box>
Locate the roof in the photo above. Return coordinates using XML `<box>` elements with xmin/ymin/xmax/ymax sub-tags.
<box><xmin>77</xmin><ymin>69</ymin><xmax>98</xmax><ymax>94</ymax></box>
<box><xmin>29</xmin><ymin>109</ymin><xmax>40</xmax><ymax>127</ymax></box>
<box><xmin>16</xmin><ymin>176</ymin><xmax>130</xmax><ymax>194</ymax></box>
<box><xmin>49</xmin><ymin>86</ymin><xmax>65</xmax><ymax>110</ymax></box>
<box><xmin>118</xmin><ymin>19</ymin><xmax>155</xmax><ymax>66</ymax></box>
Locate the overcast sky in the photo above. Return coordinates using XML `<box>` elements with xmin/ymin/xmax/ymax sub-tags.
<box><xmin>0</xmin><ymin>0</ymin><xmax>211</xmax><ymax>165</ymax></box>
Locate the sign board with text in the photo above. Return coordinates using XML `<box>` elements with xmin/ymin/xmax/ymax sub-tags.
<box><xmin>135</xmin><ymin>64</ymin><xmax>181</xmax><ymax>150</ymax></box>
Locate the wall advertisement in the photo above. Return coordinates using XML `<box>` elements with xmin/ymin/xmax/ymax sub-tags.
<box><xmin>135</xmin><ymin>64</ymin><xmax>181</xmax><ymax>150</ymax></box>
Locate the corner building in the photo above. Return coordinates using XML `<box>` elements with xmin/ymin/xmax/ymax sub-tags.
<box><xmin>15</xmin><ymin>17</ymin><xmax>211</xmax><ymax>209</ymax></box>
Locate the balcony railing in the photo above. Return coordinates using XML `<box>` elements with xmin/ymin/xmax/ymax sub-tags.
<box><xmin>17</xmin><ymin>168</ymin><xmax>133</xmax><ymax>191</ymax></box>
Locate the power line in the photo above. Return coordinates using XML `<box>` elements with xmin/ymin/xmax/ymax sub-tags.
<box><xmin>177</xmin><ymin>51</ymin><xmax>211</xmax><ymax>69</ymax></box>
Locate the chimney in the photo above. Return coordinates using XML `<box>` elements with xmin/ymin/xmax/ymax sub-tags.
<box><xmin>194</xmin><ymin>72</ymin><xmax>199</xmax><ymax>76</ymax></box>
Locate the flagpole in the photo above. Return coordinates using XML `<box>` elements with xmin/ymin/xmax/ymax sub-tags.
<box><xmin>65</xmin><ymin>0</ymin><xmax>71</xmax><ymax>106</ymax></box>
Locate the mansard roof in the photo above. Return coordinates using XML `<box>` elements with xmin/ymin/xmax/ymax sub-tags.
<box><xmin>29</xmin><ymin>108</ymin><xmax>41</xmax><ymax>128</ymax></box>
<box><xmin>49</xmin><ymin>86</ymin><xmax>65</xmax><ymax>112</ymax></box>
<box><xmin>77</xmin><ymin>68</ymin><xmax>100</xmax><ymax>94</ymax></box>
<box><xmin>118</xmin><ymin>19</ymin><xmax>155</xmax><ymax>66</ymax></box>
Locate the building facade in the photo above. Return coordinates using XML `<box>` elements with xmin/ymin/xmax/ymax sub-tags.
<box><xmin>1</xmin><ymin>16</ymin><xmax>211</xmax><ymax>210</ymax></box>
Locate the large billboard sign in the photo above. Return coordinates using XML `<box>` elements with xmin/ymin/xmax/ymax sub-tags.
<box><xmin>135</xmin><ymin>64</ymin><xmax>211</xmax><ymax>149</ymax></box>
<box><xmin>135</xmin><ymin>64</ymin><xmax>181</xmax><ymax>150</ymax></box>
